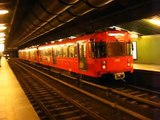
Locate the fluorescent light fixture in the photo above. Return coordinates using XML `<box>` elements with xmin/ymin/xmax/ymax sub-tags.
<box><xmin>108</xmin><ymin>33</ymin><xmax>125</xmax><ymax>37</ymax></box>
<box><xmin>148</xmin><ymin>17</ymin><xmax>160</xmax><ymax>26</ymax></box>
<box><xmin>0</xmin><ymin>26</ymin><xmax>7</xmax><ymax>30</ymax></box>
<box><xmin>0</xmin><ymin>41</ymin><xmax>4</xmax><ymax>44</ymax></box>
<box><xmin>69</xmin><ymin>36</ymin><xmax>76</xmax><ymax>39</ymax></box>
<box><xmin>0</xmin><ymin>37</ymin><xmax>5</xmax><ymax>41</ymax></box>
<box><xmin>0</xmin><ymin>43</ymin><xmax>4</xmax><ymax>51</ymax></box>
<box><xmin>0</xmin><ymin>32</ymin><xmax>6</xmax><ymax>37</ymax></box>
<box><xmin>0</xmin><ymin>10</ymin><xmax>9</xmax><ymax>15</ymax></box>
<box><xmin>58</xmin><ymin>39</ymin><xmax>63</xmax><ymax>42</ymax></box>
<box><xmin>109</xmin><ymin>26</ymin><xmax>122</xmax><ymax>30</ymax></box>
<box><xmin>130</xmin><ymin>32</ymin><xmax>139</xmax><ymax>38</ymax></box>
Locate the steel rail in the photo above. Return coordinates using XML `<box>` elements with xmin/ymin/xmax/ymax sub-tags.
<box><xmin>12</xmin><ymin>60</ymin><xmax>106</xmax><ymax>120</ymax></box>
<box><xmin>14</xmin><ymin>59</ymin><xmax>151</xmax><ymax>120</ymax></box>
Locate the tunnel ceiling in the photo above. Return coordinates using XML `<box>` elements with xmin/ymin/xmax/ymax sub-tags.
<box><xmin>1</xmin><ymin>0</ymin><xmax>160</xmax><ymax>51</ymax></box>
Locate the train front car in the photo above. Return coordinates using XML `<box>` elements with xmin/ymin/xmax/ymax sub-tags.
<box><xmin>90</xmin><ymin>30</ymin><xmax>133</xmax><ymax>80</ymax></box>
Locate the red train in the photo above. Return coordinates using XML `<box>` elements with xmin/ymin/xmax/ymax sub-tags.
<box><xmin>18</xmin><ymin>30</ymin><xmax>133</xmax><ymax>80</ymax></box>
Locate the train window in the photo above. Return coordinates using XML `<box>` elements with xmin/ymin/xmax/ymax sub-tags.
<box><xmin>30</xmin><ymin>50</ymin><xmax>37</xmax><ymax>60</ymax></box>
<box><xmin>74</xmin><ymin>44</ymin><xmax>78</xmax><ymax>57</ymax></box>
<box><xmin>63</xmin><ymin>45</ymin><xmax>68</xmax><ymax>57</ymax></box>
<box><xmin>126</xmin><ymin>42</ymin><xmax>133</xmax><ymax>56</ymax></box>
<box><xmin>26</xmin><ymin>51</ymin><xmax>30</xmax><ymax>59</ymax></box>
<box><xmin>94</xmin><ymin>42</ymin><xmax>106</xmax><ymax>58</ymax></box>
<box><xmin>79</xmin><ymin>43</ymin><xmax>87</xmax><ymax>58</ymax></box>
<box><xmin>89</xmin><ymin>42</ymin><xmax>94</xmax><ymax>58</ymax></box>
<box><xmin>43</xmin><ymin>48</ymin><xmax>52</xmax><ymax>56</ymax></box>
<box><xmin>107</xmin><ymin>42</ymin><xmax>126</xmax><ymax>57</ymax></box>
<box><xmin>68</xmin><ymin>45</ymin><xmax>74</xmax><ymax>57</ymax></box>
<box><xmin>79</xmin><ymin>42</ymin><xmax>86</xmax><ymax>58</ymax></box>
<box><xmin>34</xmin><ymin>50</ymin><xmax>37</xmax><ymax>60</ymax></box>
<box><xmin>56</xmin><ymin>46</ymin><xmax>63</xmax><ymax>57</ymax></box>
<box><xmin>39</xmin><ymin>50</ymin><xmax>42</xmax><ymax>61</ymax></box>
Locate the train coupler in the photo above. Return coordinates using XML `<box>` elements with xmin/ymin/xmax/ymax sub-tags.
<box><xmin>114</xmin><ymin>72</ymin><xmax>125</xmax><ymax>80</ymax></box>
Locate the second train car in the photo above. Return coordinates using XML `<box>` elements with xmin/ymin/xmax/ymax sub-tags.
<box><xmin>19</xmin><ymin>30</ymin><xmax>133</xmax><ymax>80</ymax></box>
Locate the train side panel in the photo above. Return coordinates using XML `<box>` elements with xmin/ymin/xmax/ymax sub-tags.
<box><xmin>38</xmin><ymin>46</ymin><xmax>52</xmax><ymax>66</ymax></box>
<box><xmin>18</xmin><ymin>30</ymin><xmax>134</xmax><ymax>79</ymax></box>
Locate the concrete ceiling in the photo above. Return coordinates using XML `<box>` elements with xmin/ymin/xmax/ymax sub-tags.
<box><xmin>1</xmin><ymin>0</ymin><xmax>160</xmax><ymax>51</ymax></box>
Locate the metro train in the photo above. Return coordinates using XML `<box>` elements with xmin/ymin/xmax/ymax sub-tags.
<box><xmin>18</xmin><ymin>30</ymin><xmax>133</xmax><ymax>80</ymax></box>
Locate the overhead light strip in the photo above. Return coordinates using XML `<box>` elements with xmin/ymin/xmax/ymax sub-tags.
<box><xmin>0</xmin><ymin>33</ymin><xmax>6</xmax><ymax>37</ymax></box>
<box><xmin>0</xmin><ymin>10</ymin><xmax>9</xmax><ymax>15</ymax></box>
<box><xmin>0</xmin><ymin>26</ymin><xmax>7</xmax><ymax>30</ymax></box>
<box><xmin>146</xmin><ymin>16</ymin><xmax>160</xmax><ymax>26</ymax></box>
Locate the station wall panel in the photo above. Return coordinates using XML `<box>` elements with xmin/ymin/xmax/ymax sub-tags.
<box><xmin>133</xmin><ymin>35</ymin><xmax>160</xmax><ymax>65</ymax></box>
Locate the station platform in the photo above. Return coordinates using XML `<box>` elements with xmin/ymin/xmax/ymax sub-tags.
<box><xmin>0</xmin><ymin>57</ymin><xmax>39</xmax><ymax>120</ymax></box>
<box><xmin>134</xmin><ymin>63</ymin><xmax>160</xmax><ymax>72</ymax></box>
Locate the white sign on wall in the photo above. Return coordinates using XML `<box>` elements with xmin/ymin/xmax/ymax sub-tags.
<box><xmin>132</xmin><ymin>42</ymin><xmax>137</xmax><ymax>59</ymax></box>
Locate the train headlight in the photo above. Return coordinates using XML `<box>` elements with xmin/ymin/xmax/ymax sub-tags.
<box><xmin>102</xmin><ymin>65</ymin><xmax>106</xmax><ymax>69</ymax></box>
<box><xmin>102</xmin><ymin>60</ymin><xmax>106</xmax><ymax>69</ymax></box>
<box><xmin>127</xmin><ymin>59</ymin><xmax>131</xmax><ymax>66</ymax></box>
<box><xmin>102</xmin><ymin>60</ymin><xmax>106</xmax><ymax>65</ymax></box>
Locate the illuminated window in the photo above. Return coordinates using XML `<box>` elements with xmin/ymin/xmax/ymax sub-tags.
<box><xmin>62</xmin><ymin>46</ymin><xmax>68</xmax><ymax>57</ymax></box>
<box><xmin>68</xmin><ymin>45</ymin><xmax>74</xmax><ymax>57</ymax></box>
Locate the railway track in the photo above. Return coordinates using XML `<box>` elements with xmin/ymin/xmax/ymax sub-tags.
<box><xmin>9</xmin><ymin>60</ymin><xmax>105</xmax><ymax>120</ymax></box>
<box><xmin>9</xmin><ymin>59</ymin><xmax>160</xmax><ymax>119</ymax></box>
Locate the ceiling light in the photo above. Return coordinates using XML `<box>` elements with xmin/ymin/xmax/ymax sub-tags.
<box><xmin>0</xmin><ymin>24</ymin><xmax>5</xmax><ymax>26</ymax></box>
<box><xmin>109</xmin><ymin>26</ymin><xmax>122</xmax><ymax>30</ymax></box>
<box><xmin>0</xmin><ymin>41</ymin><xmax>4</xmax><ymax>44</ymax></box>
<box><xmin>108</xmin><ymin>33</ymin><xmax>125</xmax><ymax>37</ymax></box>
<box><xmin>0</xmin><ymin>43</ymin><xmax>4</xmax><ymax>51</ymax></box>
<box><xmin>0</xmin><ymin>10</ymin><xmax>9</xmax><ymax>15</ymax></box>
<box><xmin>0</xmin><ymin>37</ymin><xmax>5</xmax><ymax>41</ymax></box>
<box><xmin>148</xmin><ymin>17</ymin><xmax>160</xmax><ymax>26</ymax></box>
<box><xmin>0</xmin><ymin>33</ymin><xmax>6</xmax><ymax>37</ymax></box>
<box><xmin>130</xmin><ymin>32</ymin><xmax>139</xmax><ymax>38</ymax></box>
<box><xmin>69</xmin><ymin>36</ymin><xmax>76</xmax><ymax>39</ymax></box>
<box><xmin>0</xmin><ymin>26</ymin><xmax>7</xmax><ymax>30</ymax></box>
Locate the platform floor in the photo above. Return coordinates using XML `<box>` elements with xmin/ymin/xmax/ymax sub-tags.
<box><xmin>0</xmin><ymin>57</ymin><xmax>39</xmax><ymax>120</ymax></box>
<box><xmin>134</xmin><ymin>63</ymin><xmax>160</xmax><ymax>72</ymax></box>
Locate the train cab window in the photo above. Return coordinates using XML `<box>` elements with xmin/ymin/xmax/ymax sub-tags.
<box><xmin>107</xmin><ymin>42</ymin><xmax>123</xmax><ymax>56</ymax></box>
<box><xmin>94</xmin><ymin>42</ymin><xmax>106</xmax><ymax>58</ymax></box>
<box><xmin>107</xmin><ymin>42</ymin><xmax>129</xmax><ymax>57</ymax></box>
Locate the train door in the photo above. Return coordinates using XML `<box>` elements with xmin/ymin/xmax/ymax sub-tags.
<box><xmin>78</xmin><ymin>42</ymin><xmax>87</xmax><ymax>70</ymax></box>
